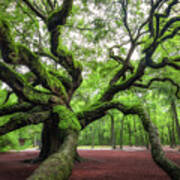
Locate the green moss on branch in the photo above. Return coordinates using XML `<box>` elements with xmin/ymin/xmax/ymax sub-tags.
<box><xmin>53</xmin><ymin>105</ymin><xmax>81</xmax><ymax>131</ymax></box>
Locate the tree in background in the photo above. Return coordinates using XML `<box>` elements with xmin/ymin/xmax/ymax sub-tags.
<box><xmin>0</xmin><ymin>0</ymin><xmax>180</xmax><ymax>179</ymax></box>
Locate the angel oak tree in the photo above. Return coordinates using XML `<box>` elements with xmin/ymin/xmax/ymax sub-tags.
<box><xmin>0</xmin><ymin>0</ymin><xmax>180</xmax><ymax>179</ymax></box>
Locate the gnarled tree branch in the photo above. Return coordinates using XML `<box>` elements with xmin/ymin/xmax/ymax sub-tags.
<box><xmin>77</xmin><ymin>100</ymin><xmax>180</xmax><ymax>179</ymax></box>
<box><xmin>133</xmin><ymin>77</ymin><xmax>180</xmax><ymax>99</ymax></box>
<box><xmin>0</xmin><ymin>111</ymin><xmax>51</xmax><ymax>136</ymax></box>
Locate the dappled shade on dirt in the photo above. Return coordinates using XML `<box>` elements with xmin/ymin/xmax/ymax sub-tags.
<box><xmin>0</xmin><ymin>149</ymin><xmax>179</xmax><ymax>180</ymax></box>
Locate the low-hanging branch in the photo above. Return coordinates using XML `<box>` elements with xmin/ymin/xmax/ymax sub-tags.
<box><xmin>77</xmin><ymin>101</ymin><xmax>136</xmax><ymax>128</ymax></box>
<box><xmin>77</xmin><ymin>100</ymin><xmax>180</xmax><ymax>178</ymax></box>
<box><xmin>0</xmin><ymin>111</ymin><xmax>51</xmax><ymax>136</ymax></box>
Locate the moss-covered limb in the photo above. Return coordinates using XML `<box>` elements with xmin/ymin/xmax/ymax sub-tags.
<box><xmin>49</xmin><ymin>70</ymin><xmax>72</xmax><ymax>91</ymax></box>
<box><xmin>78</xmin><ymin>100</ymin><xmax>180</xmax><ymax>179</ymax></box>
<box><xmin>100</xmin><ymin>59</ymin><xmax>146</xmax><ymax>101</ymax></box>
<box><xmin>47</xmin><ymin>0</ymin><xmax>82</xmax><ymax>91</ymax></box>
<box><xmin>76</xmin><ymin>101</ymin><xmax>136</xmax><ymax>128</ymax></box>
<box><xmin>24</xmin><ymin>72</ymin><xmax>39</xmax><ymax>86</ymax></box>
<box><xmin>0</xmin><ymin>102</ymin><xmax>33</xmax><ymax>116</ymax></box>
<box><xmin>28</xmin><ymin>130</ymin><xmax>78</xmax><ymax>180</ymax></box>
<box><xmin>49</xmin><ymin>27</ymin><xmax>83</xmax><ymax>93</ymax></box>
<box><xmin>53</xmin><ymin>105</ymin><xmax>81</xmax><ymax>131</ymax></box>
<box><xmin>0</xmin><ymin>111</ymin><xmax>51</xmax><ymax>136</ymax></box>
<box><xmin>18</xmin><ymin>45</ymin><xmax>68</xmax><ymax>99</ymax></box>
<box><xmin>134</xmin><ymin>106</ymin><xmax>180</xmax><ymax>180</ymax></box>
<box><xmin>0</xmin><ymin>62</ymin><xmax>59</xmax><ymax>105</ymax></box>
<box><xmin>0</xmin><ymin>18</ymin><xmax>68</xmax><ymax>101</ymax></box>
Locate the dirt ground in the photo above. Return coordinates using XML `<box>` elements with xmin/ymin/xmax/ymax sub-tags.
<box><xmin>0</xmin><ymin>148</ymin><xmax>179</xmax><ymax>180</ymax></box>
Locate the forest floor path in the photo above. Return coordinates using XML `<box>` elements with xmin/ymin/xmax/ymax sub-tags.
<box><xmin>0</xmin><ymin>147</ymin><xmax>179</xmax><ymax>180</ymax></box>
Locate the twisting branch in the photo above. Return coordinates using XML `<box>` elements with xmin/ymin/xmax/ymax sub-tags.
<box><xmin>77</xmin><ymin>100</ymin><xmax>180</xmax><ymax>178</ymax></box>
<box><xmin>101</xmin><ymin>58</ymin><xmax>146</xmax><ymax>101</ymax></box>
<box><xmin>144</xmin><ymin>0</ymin><xmax>179</xmax><ymax>57</ymax></box>
<box><xmin>22</xmin><ymin>0</ymin><xmax>47</xmax><ymax>21</ymax></box>
<box><xmin>0</xmin><ymin>62</ymin><xmax>58</xmax><ymax>105</ymax></box>
<box><xmin>0</xmin><ymin>19</ymin><xmax>68</xmax><ymax>103</ymax></box>
<box><xmin>145</xmin><ymin>56</ymin><xmax>180</xmax><ymax>69</ymax></box>
<box><xmin>159</xmin><ymin>27</ymin><xmax>180</xmax><ymax>43</ymax></box>
<box><xmin>47</xmin><ymin>0</ymin><xmax>82</xmax><ymax>95</ymax></box>
<box><xmin>0</xmin><ymin>111</ymin><xmax>51</xmax><ymax>136</ymax></box>
<box><xmin>148</xmin><ymin>0</ymin><xmax>165</xmax><ymax>37</ymax></box>
<box><xmin>120</xmin><ymin>0</ymin><xmax>133</xmax><ymax>42</ymax></box>
<box><xmin>108</xmin><ymin>42</ymin><xmax>135</xmax><ymax>85</ymax></box>
<box><xmin>160</xmin><ymin>16</ymin><xmax>180</xmax><ymax>37</ymax></box>
<box><xmin>133</xmin><ymin>77</ymin><xmax>180</xmax><ymax>99</ymax></box>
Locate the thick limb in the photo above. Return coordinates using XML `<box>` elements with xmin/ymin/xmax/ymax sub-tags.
<box><xmin>38</xmin><ymin>120</ymin><xmax>65</xmax><ymax>161</ymax></box>
<box><xmin>135</xmin><ymin>106</ymin><xmax>180</xmax><ymax>180</ymax></box>
<box><xmin>0</xmin><ymin>111</ymin><xmax>50</xmax><ymax>136</ymax></box>
<box><xmin>0</xmin><ymin>61</ymin><xmax>58</xmax><ymax>105</ymax></box>
<box><xmin>28</xmin><ymin>130</ymin><xmax>78</xmax><ymax>180</ymax></box>
<box><xmin>77</xmin><ymin>101</ymin><xmax>180</xmax><ymax>179</ymax></box>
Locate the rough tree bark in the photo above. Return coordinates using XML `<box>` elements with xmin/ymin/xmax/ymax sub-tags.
<box><xmin>28</xmin><ymin>130</ymin><xmax>78</xmax><ymax>180</ymax></box>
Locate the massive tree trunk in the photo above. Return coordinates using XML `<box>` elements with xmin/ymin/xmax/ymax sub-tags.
<box><xmin>28</xmin><ymin>130</ymin><xmax>78</xmax><ymax>180</ymax></box>
<box><xmin>39</xmin><ymin>120</ymin><xmax>63</xmax><ymax>161</ymax></box>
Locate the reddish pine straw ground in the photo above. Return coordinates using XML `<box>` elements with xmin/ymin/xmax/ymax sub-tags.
<box><xmin>0</xmin><ymin>149</ymin><xmax>179</xmax><ymax>180</ymax></box>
